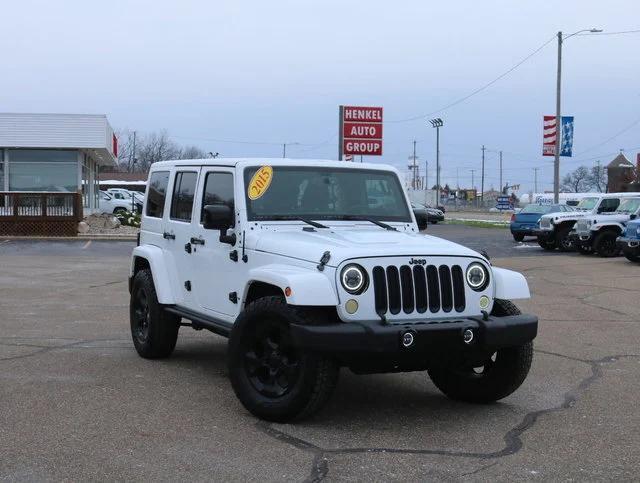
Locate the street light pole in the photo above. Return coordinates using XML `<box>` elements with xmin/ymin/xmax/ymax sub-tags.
<box><xmin>553</xmin><ymin>28</ymin><xmax>602</xmax><ymax>203</ymax></box>
<box><xmin>429</xmin><ymin>118</ymin><xmax>443</xmax><ymax>206</ymax></box>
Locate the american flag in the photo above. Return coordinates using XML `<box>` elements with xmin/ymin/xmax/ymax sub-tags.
<box><xmin>542</xmin><ymin>115</ymin><xmax>557</xmax><ymax>156</ymax></box>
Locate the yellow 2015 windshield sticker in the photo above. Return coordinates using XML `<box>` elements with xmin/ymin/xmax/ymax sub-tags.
<box><xmin>248</xmin><ymin>166</ymin><xmax>273</xmax><ymax>200</ymax></box>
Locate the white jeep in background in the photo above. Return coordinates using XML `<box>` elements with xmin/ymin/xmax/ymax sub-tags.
<box><xmin>129</xmin><ymin>158</ymin><xmax>538</xmax><ymax>421</ymax></box>
<box><xmin>572</xmin><ymin>197</ymin><xmax>640</xmax><ymax>257</ymax></box>
<box><xmin>535</xmin><ymin>193</ymin><xmax>639</xmax><ymax>252</ymax></box>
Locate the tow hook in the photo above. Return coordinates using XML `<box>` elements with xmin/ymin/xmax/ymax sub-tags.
<box><xmin>400</xmin><ymin>330</ymin><xmax>416</xmax><ymax>348</ymax></box>
<box><xmin>463</xmin><ymin>328</ymin><xmax>475</xmax><ymax>344</ymax></box>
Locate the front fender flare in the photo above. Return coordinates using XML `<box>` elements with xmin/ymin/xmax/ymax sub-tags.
<box><xmin>131</xmin><ymin>245</ymin><xmax>175</xmax><ymax>304</ymax></box>
<box><xmin>492</xmin><ymin>267</ymin><xmax>531</xmax><ymax>300</ymax></box>
<box><xmin>592</xmin><ymin>223</ymin><xmax>624</xmax><ymax>234</ymax></box>
<box><xmin>245</xmin><ymin>264</ymin><xmax>338</xmax><ymax>306</ymax></box>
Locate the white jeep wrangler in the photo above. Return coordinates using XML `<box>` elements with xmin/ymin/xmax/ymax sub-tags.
<box><xmin>535</xmin><ymin>193</ymin><xmax>638</xmax><ymax>252</ymax></box>
<box><xmin>572</xmin><ymin>197</ymin><xmax>640</xmax><ymax>257</ymax></box>
<box><xmin>129</xmin><ymin>158</ymin><xmax>538</xmax><ymax>421</ymax></box>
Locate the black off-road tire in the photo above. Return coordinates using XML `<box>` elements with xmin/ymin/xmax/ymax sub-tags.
<box><xmin>428</xmin><ymin>299</ymin><xmax>533</xmax><ymax>403</ymax></box>
<box><xmin>228</xmin><ymin>296</ymin><xmax>339</xmax><ymax>422</ymax></box>
<box><xmin>623</xmin><ymin>248</ymin><xmax>640</xmax><ymax>263</ymax></box>
<box><xmin>556</xmin><ymin>226</ymin><xmax>574</xmax><ymax>252</ymax></box>
<box><xmin>130</xmin><ymin>269</ymin><xmax>180</xmax><ymax>359</ymax></box>
<box><xmin>593</xmin><ymin>230</ymin><xmax>621</xmax><ymax>257</ymax></box>
<box><xmin>512</xmin><ymin>233</ymin><xmax>525</xmax><ymax>242</ymax></box>
<box><xmin>537</xmin><ymin>237</ymin><xmax>556</xmax><ymax>251</ymax></box>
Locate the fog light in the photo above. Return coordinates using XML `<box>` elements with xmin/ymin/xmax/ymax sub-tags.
<box><xmin>345</xmin><ymin>299</ymin><xmax>358</xmax><ymax>314</ymax></box>
<box><xmin>463</xmin><ymin>329</ymin><xmax>474</xmax><ymax>344</ymax></box>
<box><xmin>479</xmin><ymin>295</ymin><xmax>490</xmax><ymax>310</ymax></box>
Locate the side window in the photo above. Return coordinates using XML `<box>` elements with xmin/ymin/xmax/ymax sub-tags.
<box><xmin>599</xmin><ymin>198</ymin><xmax>619</xmax><ymax>213</ymax></box>
<box><xmin>146</xmin><ymin>171</ymin><xmax>170</xmax><ymax>218</ymax></box>
<box><xmin>201</xmin><ymin>172</ymin><xmax>235</xmax><ymax>224</ymax></box>
<box><xmin>170</xmin><ymin>171</ymin><xmax>198</xmax><ymax>222</ymax></box>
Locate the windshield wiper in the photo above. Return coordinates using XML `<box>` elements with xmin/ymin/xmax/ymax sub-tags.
<box><xmin>269</xmin><ymin>215</ymin><xmax>329</xmax><ymax>229</ymax></box>
<box><xmin>341</xmin><ymin>215</ymin><xmax>397</xmax><ymax>231</ymax></box>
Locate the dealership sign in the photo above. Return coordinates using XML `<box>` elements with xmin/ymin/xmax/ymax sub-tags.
<box><xmin>339</xmin><ymin>106</ymin><xmax>383</xmax><ymax>158</ymax></box>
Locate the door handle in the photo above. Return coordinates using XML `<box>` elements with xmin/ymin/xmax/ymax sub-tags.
<box><xmin>190</xmin><ymin>237</ymin><xmax>205</xmax><ymax>245</ymax></box>
<box><xmin>163</xmin><ymin>232</ymin><xmax>175</xmax><ymax>240</ymax></box>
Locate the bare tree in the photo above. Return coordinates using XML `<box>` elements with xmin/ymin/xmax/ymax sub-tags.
<box><xmin>179</xmin><ymin>145</ymin><xmax>208</xmax><ymax>159</ymax></box>
<box><xmin>588</xmin><ymin>164</ymin><xmax>608</xmax><ymax>192</ymax></box>
<box><xmin>561</xmin><ymin>166</ymin><xmax>590</xmax><ymax>192</ymax></box>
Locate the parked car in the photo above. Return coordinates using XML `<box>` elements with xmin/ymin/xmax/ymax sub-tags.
<box><xmin>129</xmin><ymin>158</ymin><xmax>537</xmax><ymax>422</ymax></box>
<box><xmin>106</xmin><ymin>188</ymin><xmax>143</xmax><ymax>213</ymax></box>
<box><xmin>411</xmin><ymin>203</ymin><xmax>429</xmax><ymax>230</ymax></box>
<box><xmin>617</xmin><ymin>218</ymin><xmax>640</xmax><ymax>262</ymax></box>
<box><xmin>99</xmin><ymin>190</ymin><xmax>132</xmax><ymax>214</ymax></box>
<box><xmin>572</xmin><ymin>197</ymin><xmax>640</xmax><ymax>257</ymax></box>
<box><xmin>534</xmin><ymin>193</ymin><xmax>639</xmax><ymax>251</ymax></box>
<box><xmin>421</xmin><ymin>204</ymin><xmax>445</xmax><ymax>223</ymax></box>
<box><xmin>510</xmin><ymin>204</ymin><xmax>571</xmax><ymax>242</ymax></box>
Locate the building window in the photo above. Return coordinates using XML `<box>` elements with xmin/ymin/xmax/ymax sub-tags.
<box><xmin>8</xmin><ymin>149</ymin><xmax>77</xmax><ymax>192</ymax></box>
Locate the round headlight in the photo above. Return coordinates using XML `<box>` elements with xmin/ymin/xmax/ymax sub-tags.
<box><xmin>636</xmin><ymin>226</ymin><xmax>640</xmax><ymax>236</ymax></box>
<box><xmin>341</xmin><ymin>264</ymin><xmax>368</xmax><ymax>294</ymax></box>
<box><xmin>466</xmin><ymin>262</ymin><xmax>489</xmax><ymax>291</ymax></box>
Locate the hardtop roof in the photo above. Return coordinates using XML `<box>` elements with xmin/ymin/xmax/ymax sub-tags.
<box><xmin>150</xmin><ymin>157</ymin><xmax>398</xmax><ymax>172</ymax></box>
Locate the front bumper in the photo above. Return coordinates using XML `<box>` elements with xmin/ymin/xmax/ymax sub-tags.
<box><xmin>570</xmin><ymin>231</ymin><xmax>593</xmax><ymax>247</ymax></box>
<box><xmin>533</xmin><ymin>228</ymin><xmax>554</xmax><ymax>241</ymax></box>
<box><xmin>616</xmin><ymin>236</ymin><xmax>640</xmax><ymax>252</ymax></box>
<box><xmin>290</xmin><ymin>314</ymin><xmax>537</xmax><ymax>361</ymax></box>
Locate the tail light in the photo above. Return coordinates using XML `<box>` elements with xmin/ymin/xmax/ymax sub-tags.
<box><xmin>510</xmin><ymin>214</ymin><xmax>516</xmax><ymax>222</ymax></box>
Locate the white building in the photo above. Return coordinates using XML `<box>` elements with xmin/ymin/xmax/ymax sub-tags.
<box><xmin>0</xmin><ymin>113</ymin><xmax>117</xmax><ymax>213</ymax></box>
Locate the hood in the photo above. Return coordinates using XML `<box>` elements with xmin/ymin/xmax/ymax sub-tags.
<box><xmin>590</xmin><ymin>213</ymin><xmax>633</xmax><ymax>225</ymax></box>
<box><xmin>540</xmin><ymin>211</ymin><xmax>589</xmax><ymax>223</ymax></box>
<box><xmin>246</xmin><ymin>224</ymin><xmax>482</xmax><ymax>266</ymax></box>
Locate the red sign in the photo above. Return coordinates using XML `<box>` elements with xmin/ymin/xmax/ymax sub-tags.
<box><xmin>340</xmin><ymin>105</ymin><xmax>383</xmax><ymax>157</ymax></box>
<box><xmin>343</xmin><ymin>122</ymin><xmax>382</xmax><ymax>139</ymax></box>
<box><xmin>542</xmin><ymin>115</ymin><xmax>556</xmax><ymax>156</ymax></box>
<box><xmin>343</xmin><ymin>139</ymin><xmax>382</xmax><ymax>156</ymax></box>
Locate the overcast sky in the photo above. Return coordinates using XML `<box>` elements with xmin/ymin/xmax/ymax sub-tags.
<box><xmin>1</xmin><ymin>0</ymin><xmax>639</xmax><ymax>193</ymax></box>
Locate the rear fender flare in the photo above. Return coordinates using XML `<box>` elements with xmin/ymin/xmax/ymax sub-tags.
<box><xmin>131</xmin><ymin>245</ymin><xmax>175</xmax><ymax>304</ymax></box>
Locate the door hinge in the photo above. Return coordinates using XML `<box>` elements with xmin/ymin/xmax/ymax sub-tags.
<box><xmin>228</xmin><ymin>291</ymin><xmax>238</xmax><ymax>304</ymax></box>
<box><xmin>184</xmin><ymin>243</ymin><xmax>192</xmax><ymax>254</ymax></box>
<box><xmin>229</xmin><ymin>250</ymin><xmax>238</xmax><ymax>262</ymax></box>
<box><xmin>184</xmin><ymin>280</ymin><xmax>192</xmax><ymax>291</ymax></box>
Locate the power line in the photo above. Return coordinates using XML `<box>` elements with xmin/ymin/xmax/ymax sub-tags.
<box><xmin>574</xmin><ymin>116</ymin><xmax>640</xmax><ymax>156</ymax></box>
<box><xmin>579</xmin><ymin>29</ymin><xmax>640</xmax><ymax>36</ymax></box>
<box><xmin>387</xmin><ymin>35</ymin><xmax>556</xmax><ymax>123</ymax></box>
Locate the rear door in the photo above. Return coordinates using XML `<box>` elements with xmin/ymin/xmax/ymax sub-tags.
<box><xmin>189</xmin><ymin>167</ymin><xmax>240</xmax><ymax>318</ymax></box>
<box><xmin>164</xmin><ymin>168</ymin><xmax>200</xmax><ymax>309</ymax></box>
<box><xmin>597</xmin><ymin>198</ymin><xmax>620</xmax><ymax>213</ymax></box>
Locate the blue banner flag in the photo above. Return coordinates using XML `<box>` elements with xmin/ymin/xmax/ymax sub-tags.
<box><xmin>560</xmin><ymin>116</ymin><xmax>574</xmax><ymax>157</ymax></box>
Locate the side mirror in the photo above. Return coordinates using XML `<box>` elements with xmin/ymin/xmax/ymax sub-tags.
<box><xmin>631</xmin><ymin>214</ymin><xmax>637</xmax><ymax>220</ymax></box>
<box><xmin>203</xmin><ymin>204</ymin><xmax>236</xmax><ymax>245</ymax></box>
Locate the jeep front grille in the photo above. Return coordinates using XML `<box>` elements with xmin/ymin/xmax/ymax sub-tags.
<box><xmin>540</xmin><ymin>218</ymin><xmax>551</xmax><ymax>229</ymax></box>
<box><xmin>372</xmin><ymin>264</ymin><xmax>465</xmax><ymax>315</ymax></box>
<box><xmin>575</xmin><ymin>220</ymin><xmax>589</xmax><ymax>232</ymax></box>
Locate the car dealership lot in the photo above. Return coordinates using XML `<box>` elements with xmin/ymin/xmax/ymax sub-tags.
<box><xmin>1</xmin><ymin>228</ymin><xmax>638</xmax><ymax>481</ymax></box>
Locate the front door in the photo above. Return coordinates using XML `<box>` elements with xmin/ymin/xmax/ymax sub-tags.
<box><xmin>164</xmin><ymin>168</ymin><xmax>200</xmax><ymax>309</ymax></box>
<box><xmin>189</xmin><ymin>168</ymin><xmax>239</xmax><ymax>318</ymax></box>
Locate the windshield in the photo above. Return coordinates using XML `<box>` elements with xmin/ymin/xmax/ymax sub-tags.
<box><xmin>521</xmin><ymin>204</ymin><xmax>554</xmax><ymax>214</ymax></box>
<box><xmin>615</xmin><ymin>198</ymin><xmax>640</xmax><ymax>214</ymax></box>
<box><xmin>576</xmin><ymin>197</ymin><xmax>599</xmax><ymax>210</ymax></box>
<box><xmin>244</xmin><ymin>166</ymin><xmax>412</xmax><ymax>222</ymax></box>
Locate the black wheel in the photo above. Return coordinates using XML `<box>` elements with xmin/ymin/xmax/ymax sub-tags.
<box><xmin>129</xmin><ymin>269</ymin><xmax>180</xmax><ymax>359</ymax></box>
<box><xmin>114</xmin><ymin>207</ymin><xmax>127</xmax><ymax>214</ymax></box>
<box><xmin>427</xmin><ymin>299</ymin><xmax>533</xmax><ymax>403</ymax></box>
<box><xmin>576</xmin><ymin>244</ymin><xmax>593</xmax><ymax>255</ymax></box>
<box><xmin>594</xmin><ymin>231</ymin><xmax>620</xmax><ymax>257</ymax></box>
<box><xmin>512</xmin><ymin>233</ymin><xmax>525</xmax><ymax>242</ymax></box>
<box><xmin>537</xmin><ymin>237</ymin><xmax>556</xmax><ymax>251</ymax></box>
<box><xmin>556</xmin><ymin>226</ymin><xmax>574</xmax><ymax>252</ymax></box>
<box><xmin>228</xmin><ymin>296</ymin><xmax>339</xmax><ymax>422</ymax></box>
<box><xmin>623</xmin><ymin>248</ymin><xmax>640</xmax><ymax>263</ymax></box>
<box><xmin>431</xmin><ymin>220</ymin><xmax>438</xmax><ymax>225</ymax></box>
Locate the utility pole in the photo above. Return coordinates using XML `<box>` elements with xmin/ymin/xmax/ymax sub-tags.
<box><xmin>596</xmin><ymin>160</ymin><xmax>602</xmax><ymax>192</ymax></box>
<box><xmin>481</xmin><ymin>145</ymin><xmax>486</xmax><ymax>207</ymax></box>
<box><xmin>499</xmin><ymin>150</ymin><xmax>503</xmax><ymax>194</ymax></box>
<box><xmin>429</xmin><ymin>119</ymin><xmax>443</xmax><ymax>205</ymax></box>
<box><xmin>471</xmin><ymin>169</ymin><xmax>476</xmax><ymax>208</ymax></box>
<box><xmin>129</xmin><ymin>131</ymin><xmax>137</xmax><ymax>173</ymax></box>
<box><xmin>533</xmin><ymin>167</ymin><xmax>539</xmax><ymax>193</ymax></box>
<box><xmin>554</xmin><ymin>31</ymin><xmax>562</xmax><ymax>204</ymax></box>
<box><xmin>282</xmin><ymin>143</ymin><xmax>286</xmax><ymax>158</ymax></box>
<box><xmin>408</xmin><ymin>140</ymin><xmax>419</xmax><ymax>189</ymax></box>
<box><xmin>425</xmin><ymin>159</ymin><xmax>429</xmax><ymax>191</ymax></box>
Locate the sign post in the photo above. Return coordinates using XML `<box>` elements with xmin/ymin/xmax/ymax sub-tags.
<box><xmin>339</xmin><ymin>105</ymin><xmax>383</xmax><ymax>159</ymax></box>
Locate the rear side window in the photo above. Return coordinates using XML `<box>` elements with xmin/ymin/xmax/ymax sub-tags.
<box><xmin>146</xmin><ymin>171</ymin><xmax>170</xmax><ymax>218</ymax></box>
<box><xmin>599</xmin><ymin>198</ymin><xmax>620</xmax><ymax>213</ymax></box>
<box><xmin>170</xmin><ymin>171</ymin><xmax>198</xmax><ymax>222</ymax></box>
<box><xmin>201</xmin><ymin>172</ymin><xmax>235</xmax><ymax>223</ymax></box>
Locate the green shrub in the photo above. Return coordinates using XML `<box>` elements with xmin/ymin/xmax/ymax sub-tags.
<box><xmin>115</xmin><ymin>210</ymin><xmax>141</xmax><ymax>228</ymax></box>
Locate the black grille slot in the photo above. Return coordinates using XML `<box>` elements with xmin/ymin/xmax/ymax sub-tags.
<box><xmin>439</xmin><ymin>265</ymin><xmax>453</xmax><ymax>312</ymax></box>
<box><xmin>413</xmin><ymin>265</ymin><xmax>428</xmax><ymax>313</ymax></box>
<box><xmin>400</xmin><ymin>265</ymin><xmax>415</xmax><ymax>313</ymax></box>
<box><xmin>451</xmin><ymin>265</ymin><xmax>466</xmax><ymax>312</ymax></box>
<box><xmin>372</xmin><ymin>266</ymin><xmax>388</xmax><ymax>315</ymax></box>
<box><xmin>426</xmin><ymin>265</ymin><xmax>440</xmax><ymax>313</ymax></box>
<box><xmin>386</xmin><ymin>266</ymin><xmax>401</xmax><ymax>315</ymax></box>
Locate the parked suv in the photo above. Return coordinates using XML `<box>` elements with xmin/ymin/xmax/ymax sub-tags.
<box><xmin>572</xmin><ymin>197</ymin><xmax>640</xmax><ymax>257</ymax></box>
<box><xmin>535</xmin><ymin>193</ymin><xmax>638</xmax><ymax>251</ymax></box>
<box><xmin>617</xmin><ymin>218</ymin><xmax>640</xmax><ymax>263</ymax></box>
<box><xmin>129</xmin><ymin>159</ymin><xmax>538</xmax><ymax>421</ymax></box>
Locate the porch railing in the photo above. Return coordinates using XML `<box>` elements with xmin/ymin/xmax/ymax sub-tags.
<box><xmin>0</xmin><ymin>192</ymin><xmax>83</xmax><ymax>236</ymax></box>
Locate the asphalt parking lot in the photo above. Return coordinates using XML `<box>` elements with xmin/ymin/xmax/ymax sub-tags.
<box><xmin>1</xmin><ymin>227</ymin><xmax>639</xmax><ymax>481</ymax></box>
